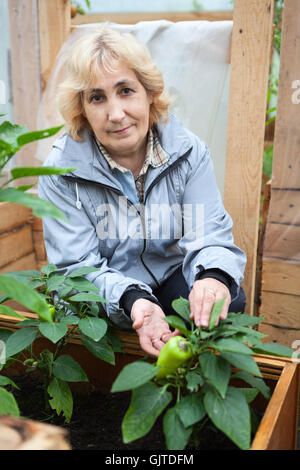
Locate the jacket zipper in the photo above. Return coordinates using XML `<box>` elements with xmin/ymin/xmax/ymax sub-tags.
<box><xmin>63</xmin><ymin>147</ymin><xmax>192</xmax><ymax>288</ymax></box>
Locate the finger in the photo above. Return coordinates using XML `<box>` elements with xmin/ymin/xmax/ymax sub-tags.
<box><xmin>166</xmin><ymin>328</ymin><xmax>182</xmax><ymax>338</ymax></box>
<box><xmin>189</xmin><ymin>288</ymin><xmax>204</xmax><ymax>323</ymax></box>
<box><xmin>138</xmin><ymin>334</ymin><xmax>161</xmax><ymax>357</ymax></box>
<box><xmin>131</xmin><ymin>312</ymin><xmax>150</xmax><ymax>330</ymax></box>
<box><xmin>219</xmin><ymin>294</ymin><xmax>231</xmax><ymax>320</ymax></box>
<box><xmin>197</xmin><ymin>290</ymin><xmax>216</xmax><ymax>327</ymax></box>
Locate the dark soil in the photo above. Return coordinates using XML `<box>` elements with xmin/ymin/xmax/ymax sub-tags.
<box><xmin>9</xmin><ymin>373</ymin><xmax>238</xmax><ymax>451</ymax></box>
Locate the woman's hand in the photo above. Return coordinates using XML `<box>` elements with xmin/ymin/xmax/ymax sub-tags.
<box><xmin>130</xmin><ymin>299</ymin><xmax>180</xmax><ymax>357</ymax></box>
<box><xmin>189</xmin><ymin>278</ymin><xmax>231</xmax><ymax>328</ymax></box>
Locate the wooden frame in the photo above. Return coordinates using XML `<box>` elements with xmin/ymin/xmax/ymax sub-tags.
<box><xmin>6</xmin><ymin>0</ymin><xmax>274</xmax><ymax>317</ymax></box>
<box><xmin>258</xmin><ymin>0</ymin><xmax>300</xmax><ymax>346</ymax></box>
<box><xmin>1</xmin><ymin>310</ymin><xmax>299</xmax><ymax>450</ymax></box>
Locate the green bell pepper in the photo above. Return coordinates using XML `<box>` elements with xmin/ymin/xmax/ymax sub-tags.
<box><xmin>156</xmin><ymin>336</ymin><xmax>193</xmax><ymax>379</ymax></box>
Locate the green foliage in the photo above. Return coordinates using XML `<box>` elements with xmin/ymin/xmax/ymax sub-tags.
<box><xmin>112</xmin><ymin>297</ymin><xmax>294</xmax><ymax>450</ymax></box>
<box><xmin>0</xmin><ymin>118</ymin><xmax>74</xmax><ymax>219</ymax></box>
<box><xmin>70</xmin><ymin>0</ymin><xmax>91</xmax><ymax>15</ymax></box>
<box><xmin>0</xmin><ymin>264</ymin><xmax>121</xmax><ymax>422</ymax></box>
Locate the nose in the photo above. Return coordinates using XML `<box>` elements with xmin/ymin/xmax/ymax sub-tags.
<box><xmin>107</xmin><ymin>97</ymin><xmax>125</xmax><ymax>122</ymax></box>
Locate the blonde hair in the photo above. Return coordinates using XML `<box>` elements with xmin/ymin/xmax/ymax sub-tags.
<box><xmin>58</xmin><ymin>26</ymin><xmax>171</xmax><ymax>141</ymax></box>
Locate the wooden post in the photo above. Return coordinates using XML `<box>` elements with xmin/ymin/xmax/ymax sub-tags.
<box><xmin>259</xmin><ymin>0</ymin><xmax>300</xmax><ymax>346</ymax></box>
<box><xmin>224</xmin><ymin>0</ymin><xmax>274</xmax><ymax>315</ymax></box>
<box><xmin>38</xmin><ymin>0</ymin><xmax>71</xmax><ymax>90</ymax></box>
<box><xmin>8</xmin><ymin>0</ymin><xmax>42</xmax><ymax>170</ymax></box>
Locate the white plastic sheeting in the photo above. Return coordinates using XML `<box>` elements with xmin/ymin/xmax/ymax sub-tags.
<box><xmin>36</xmin><ymin>20</ymin><xmax>232</xmax><ymax>195</ymax></box>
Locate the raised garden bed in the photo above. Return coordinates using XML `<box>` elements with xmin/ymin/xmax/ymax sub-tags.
<box><xmin>1</xmin><ymin>311</ymin><xmax>299</xmax><ymax>451</ymax></box>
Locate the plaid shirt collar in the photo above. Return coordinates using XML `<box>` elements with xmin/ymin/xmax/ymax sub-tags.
<box><xmin>96</xmin><ymin>128</ymin><xmax>168</xmax><ymax>177</ymax></box>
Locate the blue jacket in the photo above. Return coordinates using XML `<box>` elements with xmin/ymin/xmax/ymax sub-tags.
<box><xmin>39</xmin><ymin>115</ymin><xmax>246</xmax><ymax>329</ymax></box>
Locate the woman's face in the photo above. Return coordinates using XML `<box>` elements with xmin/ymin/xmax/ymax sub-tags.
<box><xmin>82</xmin><ymin>64</ymin><xmax>153</xmax><ymax>161</ymax></box>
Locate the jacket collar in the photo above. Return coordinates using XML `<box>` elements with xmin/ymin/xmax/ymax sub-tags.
<box><xmin>51</xmin><ymin>114</ymin><xmax>193</xmax><ymax>187</ymax></box>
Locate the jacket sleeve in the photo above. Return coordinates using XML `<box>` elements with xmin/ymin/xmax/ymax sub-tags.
<box><xmin>38</xmin><ymin>172</ymin><xmax>156</xmax><ymax>330</ymax></box>
<box><xmin>179</xmin><ymin>138</ymin><xmax>247</xmax><ymax>301</ymax></box>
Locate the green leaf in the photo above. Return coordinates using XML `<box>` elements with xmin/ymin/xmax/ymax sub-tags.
<box><xmin>69</xmin><ymin>292</ymin><xmax>107</xmax><ymax>303</ymax></box>
<box><xmin>209</xmin><ymin>297</ymin><xmax>226</xmax><ymax>330</ymax></box>
<box><xmin>0</xmin><ymin>387</ymin><xmax>20</xmax><ymax>416</ymax></box>
<box><xmin>227</xmin><ymin>312</ymin><xmax>265</xmax><ymax>328</ymax></box>
<box><xmin>251</xmin><ymin>342</ymin><xmax>294</xmax><ymax>358</ymax></box>
<box><xmin>16</xmin><ymin>125</ymin><xmax>64</xmax><ymax>147</ymax></box>
<box><xmin>204</xmin><ymin>386</ymin><xmax>251</xmax><ymax>450</ymax></box>
<box><xmin>10</xmin><ymin>166</ymin><xmax>75</xmax><ymax>180</ymax></box>
<box><xmin>111</xmin><ymin>362</ymin><xmax>158</xmax><ymax>393</ymax></box>
<box><xmin>39</xmin><ymin>322</ymin><xmax>68</xmax><ymax>344</ymax></box>
<box><xmin>0</xmin><ymin>274</ymin><xmax>54</xmax><ymax>322</ymax></box>
<box><xmin>64</xmin><ymin>277</ymin><xmax>99</xmax><ymax>292</ymax></box>
<box><xmin>53</xmin><ymin>355</ymin><xmax>88</xmax><ymax>382</ymax></box>
<box><xmin>232</xmin><ymin>371</ymin><xmax>271</xmax><ymax>400</ymax></box>
<box><xmin>68</xmin><ymin>267</ymin><xmax>100</xmax><ymax>277</ymax></box>
<box><xmin>239</xmin><ymin>388</ymin><xmax>259</xmax><ymax>404</ymax></box>
<box><xmin>171</xmin><ymin>297</ymin><xmax>192</xmax><ymax>323</ymax></box>
<box><xmin>60</xmin><ymin>315</ymin><xmax>80</xmax><ymax>326</ymax></box>
<box><xmin>41</xmin><ymin>264</ymin><xmax>57</xmax><ymax>276</ymax></box>
<box><xmin>81</xmin><ymin>336</ymin><xmax>115</xmax><ymax>365</ymax></box>
<box><xmin>199</xmin><ymin>350</ymin><xmax>231</xmax><ymax>398</ymax></box>
<box><xmin>186</xmin><ymin>371</ymin><xmax>204</xmax><ymax>392</ymax></box>
<box><xmin>0</xmin><ymin>120</ymin><xmax>28</xmax><ymax>148</ymax></box>
<box><xmin>0</xmin><ymin>188</ymin><xmax>67</xmax><ymax>220</ymax></box>
<box><xmin>5</xmin><ymin>269</ymin><xmax>41</xmax><ymax>281</ymax></box>
<box><xmin>0</xmin><ymin>305</ymin><xmax>27</xmax><ymax>320</ymax></box>
<box><xmin>220</xmin><ymin>352</ymin><xmax>262</xmax><ymax>377</ymax></box>
<box><xmin>105</xmin><ymin>327</ymin><xmax>123</xmax><ymax>353</ymax></box>
<box><xmin>177</xmin><ymin>394</ymin><xmax>206</xmax><ymax>428</ymax></box>
<box><xmin>47</xmin><ymin>377</ymin><xmax>73</xmax><ymax>423</ymax></box>
<box><xmin>0</xmin><ymin>375</ymin><xmax>20</xmax><ymax>389</ymax></box>
<box><xmin>122</xmin><ymin>382</ymin><xmax>172</xmax><ymax>443</ymax></box>
<box><xmin>78</xmin><ymin>317</ymin><xmax>107</xmax><ymax>342</ymax></box>
<box><xmin>164</xmin><ymin>315</ymin><xmax>190</xmax><ymax>337</ymax></box>
<box><xmin>213</xmin><ymin>338</ymin><xmax>253</xmax><ymax>355</ymax></box>
<box><xmin>46</xmin><ymin>275</ymin><xmax>66</xmax><ymax>292</ymax></box>
<box><xmin>5</xmin><ymin>327</ymin><xmax>38</xmax><ymax>358</ymax></box>
<box><xmin>163</xmin><ymin>405</ymin><xmax>193</xmax><ymax>450</ymax></box>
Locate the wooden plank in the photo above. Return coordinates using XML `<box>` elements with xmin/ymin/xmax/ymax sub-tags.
<box><xmin>263</xmin><ymin>224</ymin><xmax>300</xmax><ymax>261</ymax></box>
<box><xmin>268</xmin><ymin>0</ymin><xmax>300</xmax><ymax>191</ymax></box>
<box><xmin>30</xmin><ymin>216</ymin><xmax>43</xmax><ymax>231</ymax></box>
<box><xmin>8</xmin><ymin>0</ymin><xmax>42</xmax><ymax>172</ymax></box>
<box><xmin>0</xmin><ymin>252</ymin><xmax>37</xmax><ymax>274</ymax></box>
<box><xmin>71</xmin><ymin>11</ymin><xmax>234</xmax><ymax>26</ymax></box>
<box><xmin>32</xmin><ymin>231</ymin><xmax>47</xmax><ymax>261</ymax></box>
<box><xmin>223</xmin><ymin>0</ymin><xmax>274</xmax><ymax>315</ymax></box>
<box><xmin>258</xmin><ymin>322</ymin><xmax>300</xmax><ymax>350</ymax></box>
<box><xmin>0</xmin><ymin>226</ymin><xmax>34</xmax><ymax>268</ymax></box>
<box><xmin>267</xmin><ymin>189</ymin><xmax>300</xmax><ymax>225</ymax></box>
<box><xmin>259</xmin><ymin>290</ymin><xmax>300</xmax><ymax>346</ymax></box>
<box><xmin>0</xmin><ymin>203</ymin><xmax>32</xmax><ymax>235</ymax></box>
<box><xmin>261</xmin><ymin>258</ymin><xmax>300</xmax><ymax>296</ymax></box>
<box><xmin>260</xmin><ymin>290</ymin><xmax>300</xmax><ymax>330</ymax></box>
<box><xmin>38</xmin><ymin>0</ymin><xmax>71</xmax><ymax>90</ymax></box>
<box><xmin>251</xmin><ymin>362</ymin><xmax>299</xmax><ymax>450</ymax></box>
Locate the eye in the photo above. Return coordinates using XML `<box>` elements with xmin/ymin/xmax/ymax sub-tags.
<box><xmin>89</xmin><ymin>94</ymin><xmax>104</xmax><ymax>103</ymax></box>
<box><xmin>120</xmin><ymin>87</ymin><xmax>134</xmax><ymax>96</ymax></box>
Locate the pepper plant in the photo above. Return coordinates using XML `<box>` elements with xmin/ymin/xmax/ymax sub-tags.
<box><xmin>111</xmin><ymin>297</ymin><xmax>294</xmax><ymax>450</ymax></box>
<box><xmin>0</xmin><ymin>264</ymin><xmax>122</xmax><ymax>422</ymax></box>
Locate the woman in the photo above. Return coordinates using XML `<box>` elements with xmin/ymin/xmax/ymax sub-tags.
<box><xmin>39</xmin><ymin>26</ymin><xmax>246</xmax><ymax>357</ymax></box>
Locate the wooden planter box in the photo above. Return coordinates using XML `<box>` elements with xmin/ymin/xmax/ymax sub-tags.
<box><xmin>0</xmin><ymin>311</ymin><xmax>299</xmax><ymax>451</ymax></box>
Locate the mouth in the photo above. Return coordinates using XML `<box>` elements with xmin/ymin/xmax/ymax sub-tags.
<box><xmin>111</xmin><ymin>125</ymin><xmax>133</xmax><ymax>135</ymax></box>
